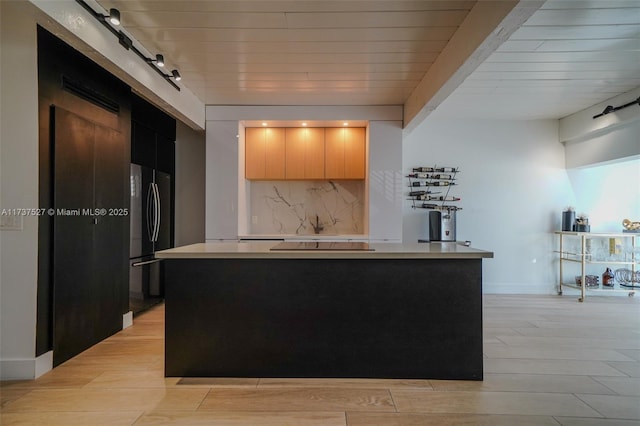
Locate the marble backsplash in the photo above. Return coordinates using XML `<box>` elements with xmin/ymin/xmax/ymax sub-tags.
<box><xmin>249</xmin><ymin>180</ymin><xmax>365</xmax><ymax>235</ymax></box>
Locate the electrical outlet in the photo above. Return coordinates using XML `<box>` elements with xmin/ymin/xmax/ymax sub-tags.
<box><xmin>252</xmin><ymin>215</ymin><xmax>258</xmax><ymax>225</ymax></box>
<box><xmin>0</xmin><ymin>215</ymin><xmax>24</xmax><ymax>231</ymax></box>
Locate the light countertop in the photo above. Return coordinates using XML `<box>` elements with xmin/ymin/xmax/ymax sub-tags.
<box><xmin>156</xmin><ymin>241</ymin><xmax>494</xmax><ymax>260</ymax></box>
<box><xmin>237</xmin><ymin>234</ymin><xmax>369</xmax><ymax>241</ymax></box>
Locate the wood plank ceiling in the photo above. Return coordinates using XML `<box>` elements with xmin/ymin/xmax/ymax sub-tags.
<box><xmin>97</xmin><ymin>0</ymin><xmax>477</xmax><ymax>106</ymax></box>
<box><xmin>424</xmin><ymin>0</ymin><xmax>640</xmax><ymax>119</ymax></box>
<box><xmin>96</xmin><ymin>0</ymin><xmax>640</xmax><ymax>121</ymax></box>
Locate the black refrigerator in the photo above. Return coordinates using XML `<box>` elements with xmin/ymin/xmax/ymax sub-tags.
<box><xmin>129</xmin><ymin>163</ymin><xmax>171</xmax><ymax>314</ymax></box>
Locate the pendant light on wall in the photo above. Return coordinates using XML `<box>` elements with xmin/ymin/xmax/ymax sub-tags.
<box><xmin>75</xmin><ymin>0</ymin><xmax>182</xmax><ymax>91</ymax></box>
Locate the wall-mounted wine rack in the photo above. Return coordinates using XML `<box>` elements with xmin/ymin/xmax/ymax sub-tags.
<box><xmin>407</xmin><ymin>166</ymin><xmax>462</xmax><ymax>211</ymax></box>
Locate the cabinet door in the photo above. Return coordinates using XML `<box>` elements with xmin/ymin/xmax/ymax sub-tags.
<box><xmin>325</xmin><ymin>128</ymin><xmax>365</xmax><ymax>179</ymax></box>
<box><xmin>53</xmin><ymin>108</ymin><xmax>96</xmax><ymax>366</ymax></box>
<box><xmin>285</xmin><ymin>128</ymin><xmax>305</xmax><ymax>179</ymax></box>
<box><xmin>325</xmin><ymin>128</ymin><xmax>346</xmax><ymax>179</ymax></box>
<box><xmin>264</xmin><ymin>128</ymin><xmax>285</xmax><ymax>179</ymax></box>
<box><xmin>344</xmin><ymin>127</ymin><xmax>366</xmax><ymax>179</ymax></box>
<box><xmin>92</xmin><ymin>123</ymin><xmax>127</xmax><ymax>341</ymax></box>
<box><xmin>245</xmin><ymin>128</ymin><xmax>266</xmax><ymax>179</ymax></box>
<box><xmin>305</xmin><ymin>128</ymin><xmax>325</xmax><ymax>179</ymax></box>
<box><xmin>286</xmin><ymin>128</ymin><xmax>325</xmax><ymax>179</ymax></box>
<box><xmin>131</xmin><ymin>122</ymin><xmax>156</xmax><ymax>169</ymax></box>
<box><xmin>52</xmin><ymin>107</ymin><xmax>125</xmax><ymax>367</ymax></box>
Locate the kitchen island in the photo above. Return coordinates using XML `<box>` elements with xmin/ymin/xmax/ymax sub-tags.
<box><xmin>156</xmin><ymin>241</ymin><xmax>493</xmax><ymax>380</ymax></box>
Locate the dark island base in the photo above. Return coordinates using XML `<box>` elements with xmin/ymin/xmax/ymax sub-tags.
<box><xmin>164</xmin><ymin>258</ymin><xmax>483</xmax><ymax>380</ymax></box>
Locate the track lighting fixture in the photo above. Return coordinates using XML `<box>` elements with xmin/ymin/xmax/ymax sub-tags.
<box><xmin>593</xmin><ymin>96</ymin><xmax>640</xmax><ymax>119</ymax></box>
<box><xmin>117</xmin><ymin>31</ymin><xmax>132</xmax><ymax>50</ymax></box>
<box><xmin>108</xmin><ymin>8</ymin><xmax>120</xmax><ymax>25</ymax></box>
<box><xmin>75</xmin><ymin>0</ymin><xmax>181</xmax><ymax>91</ymax></box>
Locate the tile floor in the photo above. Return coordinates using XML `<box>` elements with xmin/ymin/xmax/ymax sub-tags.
<box><xmin>1</xmin><ymin>294</ymin><xmax>639</xmax><ymax>425</ymax></box>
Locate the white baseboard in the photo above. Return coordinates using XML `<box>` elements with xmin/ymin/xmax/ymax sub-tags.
<box><xmin>0</xmin><ymin>350</ymin><xmax>53</xmax><ymax>380</ymax></box>
<box><xmin>123</xmin><ymin>311</ymin><xmax>133</xmax><ymax>329</ymax></box>
<box><xmin>482</xmin><ymin>282</ymin><xmax>556</xmax><ymax>295</ymax></box>
<box><xmin>35</xmin><ymin>350</ymin><xmax>53</xmax><ymax>378</ymax></box>
<box><xmin>482</xmin><ymin>282</ymin><xmax>635</xmax><ymax>297</ymax></box>
<box><xmin>2</xmin><ymin>313</ymin><xmax>134</xmax><ymax>381</ymax></box>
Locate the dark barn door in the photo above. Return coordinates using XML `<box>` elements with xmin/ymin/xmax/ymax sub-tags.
<box><xmin>52</xmin><ymin>107</ymin><xmax>125</xmax><ymax>366</ymax></box>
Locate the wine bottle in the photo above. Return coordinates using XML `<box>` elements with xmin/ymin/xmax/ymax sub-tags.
<box><xmin>407</xmin><ymin>172</ymin><xmax>430</xmax><ymax>179</ymax></box>
<box><xmin>421</xmin><ymin>203</ymin><xmax>439</xmax><ymax>209</ymax></box>
<box><xmin>426</xmin><ymin>195</ymin><xmax>460</xmax><ymax>201</ymax></box>
<box><xmin>432</xmin><ymin>174</ymin><xmax>453</xmax><ymax>180</ymax></box>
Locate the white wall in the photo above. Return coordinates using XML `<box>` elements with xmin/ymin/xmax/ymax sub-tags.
<box><xmin>0</xmin><ymin>2</ymin><xmax>40</xmax><ymax>379</ymax></box>
<box><xmin>403</xmin><ymin>119</ymin><xmax>571</xmax><ymax>294</ymax></box>
<box><xmin>559</xmin><ymin>87</ymin><xmax>640</xmax><ymax>233</ymax></box>
<box><xmin>205</xmin><ymin>121</ymin><xmax>240</xmax><ymax>240</ymax></box>
<box><xmin>566</xmin><ymin>159</ymin><xmax>640</xmax><ymax>233</ymax></box>
<box><xmin>368</xmin><ymin>121</ymin><xmax>403</xmax><ymax>241</ymax></box>
<box><xmin>204</xmin><ymin>106</ymin><xmax>404</xmax><ymax>242</ymax></box>
<box><xmin>174</xmin><ymin>122</ymin><xmax>206</xmax><ymax>246</ymax></box>
<box><xmin>564</xmin><ymin>122</ymin><xmax>640</xmax><ymax>169</ymax></box>
<box><xmin>560</xmin><ymin>87</ymin><xmax>640</xmax><ymax>169</ymax></box>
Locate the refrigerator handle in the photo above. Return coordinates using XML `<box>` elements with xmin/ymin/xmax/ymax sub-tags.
<box><xmin>146</xmin><ymin>183</ymin><xmax>154</xmax><ymax>241</ymax></box>
<box><xmin>153</xmin><ymin>182</ymin><xmax>161</xmax><ymax>242</ymax></box>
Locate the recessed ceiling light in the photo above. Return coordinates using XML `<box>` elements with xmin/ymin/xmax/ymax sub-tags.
<box><xmin>261</xmin><ymin>122</ymin><xmax>267</xmax><ymax>126</ymax></box>
<box><xmin>343</xmin><ymin>122</ymin><xmax>349</xmax><ymax>126</ymax></box>
<box><xmin>302</xmin><ymin>122</ymin><xmax>308</xmax><ymax>127</ymax></box>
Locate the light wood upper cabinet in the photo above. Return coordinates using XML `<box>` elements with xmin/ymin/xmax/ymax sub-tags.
<box><xmin>305</xmin><ymin>128</ymin><xmax>325</xmax><ymax>179</ymax></box>
<box><xmin>284</xmin><ymin>128</ymin><xmax>305</xmax><ymax>179</ymax></box>
<box><xmin>324</xmin><ymin>128</ymin><xmax>346</xmax><ymax>178</ymax></box>
<box><xmin>344</xmin><ymin>127</ymin><xmax>366</xmax><ymax>179</ymax></box>
<box><xmin>325</xmin><ymin>127</ymin><xmax>366</xmax><ymax>179</ymax></box>
<box><xmin>285</xmin><ymin>128</ymin><xmax>325</xmax><ymax>179</ymax></box>
<box><xmin>265</xmin><ymin>128</ymin><xmax>286</xmax><ymax>179</ymax></box>
<box><xmin>246</xmin><ymin>126</ymin><xmax>364</xmax><ymax>180</ymax></box>
<box><xmin>245</xmin><ymin>127</ymin><xmax>285</xmax><ymax>179</ymax></box>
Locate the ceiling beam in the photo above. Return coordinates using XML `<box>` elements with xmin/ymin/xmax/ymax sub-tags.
<box><xmin>403</xmin><ymin>0</ymin><xmax>544</xmax><ymax>133</ymax></box>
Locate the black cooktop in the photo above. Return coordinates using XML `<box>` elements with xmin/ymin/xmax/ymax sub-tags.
<box><xmin>270</xmin><ymin>241</ymin><xmax>374</xmax><ymax>251</ymax></box>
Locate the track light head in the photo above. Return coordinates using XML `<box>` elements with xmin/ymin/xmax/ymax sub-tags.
<box><xmin>108</xmin><ymin>8</ymin><xmax>120</xmax><ymax>25</ymax></box>
<box><xmin>155</xmin><ymin>54</ymin><xmax>165</xmax><ymax>67</ymax></box>
<box><xmin>171</xmin><ymin>70</ymin><xmax>181</xmax><ymax>81</ymax></box>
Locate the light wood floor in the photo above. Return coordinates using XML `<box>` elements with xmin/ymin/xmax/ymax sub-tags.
<box><xmin>2</xmin><ymin>294</ymin><xmax>639</xmax><ymax>425</ymax></box>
